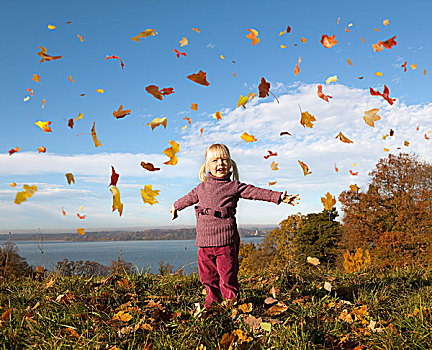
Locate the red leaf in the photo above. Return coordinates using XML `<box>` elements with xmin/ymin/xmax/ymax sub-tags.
<box><xmin>317</xmin><ymin>85</ymin><xmax>332</xmax><ymax>102</ymax></box>
<box><xmin>161</xmin><ymin>87</ymin><xmax>174</xmax><ymax>96</ymax></box>
<box><xmin>109</xmin><ymin>166</ymin><xmax>119</xmax><ymax>187</ymax></box>
<box><xmin>68</xmin><ymin>118</ymin><xmax>74</xmax><ymax>129</ymax></box>
<box><xmin>77</xmin><ymin>213</ymin><xmax>86</xmax><ymax>219</ymax></box>
<box><xmin>173</xmin><ymin>49</ymin><xmax>186</xmax><ymax>58</ymax></box>
<box><xmin>370</xmin><ymin>85</ymin><xmax>396</xmax><ymax>105</ymax></box>
<box><xmin>401</xmin><ymin>61</ymin><xmax>407</xmax><ymax>72</ymax></box>
<box><xmin>264</xmin><ymin>150</ymin><xmax>278</xmax><ymax>159</ymax></box>
<box><xmin>105</xmin><ymin>55</ymin><xmax>125</xmax><ymax>69</ymax></box>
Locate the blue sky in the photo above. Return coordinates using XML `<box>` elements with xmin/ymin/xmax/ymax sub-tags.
<box><xmin>1</xmin><ymin>0</ymin><xmax>431</xmax><ymax>233</ymax></box>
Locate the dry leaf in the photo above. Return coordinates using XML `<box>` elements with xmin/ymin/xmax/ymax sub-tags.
<box><xmin>91</xmin><ymin>122</ymin><xmax>102</xmax><ymax>147</ymax></box>
<box><xmin>32</xmin><ymin>74</ymin><xmax>40</xmax><ymax>82</ymax></box>
<box><xmin>37</xmin><ymin>146</ymin><xmax>46</xmax><ymax>153</ymax></box>
<box><xmin>110</xmin><ymin>186</ymin><xmax>123</xmax><ymax>216</ymax></box>
<box><xmin>246</xmin><ymin>29</ymin><xmax>260</xmax><ymax>45</ymax></box>
<box><xmin>270</xmin><ymin>161</ymin><xmax>278</xmax><ymax>171</ymax></box>
<box><xmin>335</xmin><ymin>131</ymin><xmax>353</xmax><ymax>143</ymax></box>
<box><xmin>213</xmin><ymin>111</ymin><xmax>222</xmax><ymax>120</ymax></box>
<box><xmin>35</xmin><ymin>121</ymin><xmax>52</xmax><ymax>132</ymax></box>
<box><xmin>298</xmin><ymin>160</ymin><xmax>311</xmax><ymax>176</ymax></box>
<box><xmin>326</xmin><ymin>75</ymin><xmax>338</xmax><ymax>84</ymax></box>
<box><xmin>147</xmin><ymin>117</ymin><xmax>167</xmax><ymax>130</ymax></box>
<box><xmin>317</xmin><ymin>85</ymin><xmax>332</xmax><ymax>102</ymax></box>
<box><xmin>113</xmin><ymin>105</ymin><xmax>131</xmax><ymax>119</ymax></box>
<box><xmin>163</xmin><ymin>140</ymin><xmax>180</xmax><ymax>165</ymax></box>
<box><xmin>320</xmin><ymin>34</ymin><xmax>338</xmax><ymax>48</ymax></box>
<box><xmin>300</xmin><ymin>111</ymin><xmax>316</xmax><ymax>128</ymax></box>
<box><xmin>241</xmin><ymin>132</ymin><xmax>257</xmax><ymax>143</ymax></box>
<box><xmin>363</xmin><ymin>108</ymin><xmax>381</xmax><ymax>127</ymax></box>
<box><xmin>190</xmin><ymin>103</ymin><xmax>198</xmax><ymax>111</ymax></box>
<box><xmin>179</xmin><ymin>37</ymin><xmax>188</xmax><ymax>47</ymax></box>
<box><xmin>141</xmin><ymin>185</ymin><xmax>160</xmax><ymax>205</ymax></box>
<box><xmin>37</xmin><ymin>46</ymin><xmax>62</xmax><ymax>63</ymax></box>
<box><xmin>321</xmin><ymin>192</ymin><xmax>336</xmax><ymax>210</ymax></box>
<box><xmin>14</xmin><ymin>185</ymin><xmax>38</xmax><ymax>205</ymax></box>
<box><xmin>294</xmin><ymin>57</ymin><xmax>301</xmax><ymax>76</ymax></box>
<box><xmin>187</xmin><ymin>70</ymin><xmax>210</xmax><ymax>86</ymax></box>
<box><xmin>307</xmin><ymin>256</ymin><xmax>320</xmax><ymax>266</ymax></box>
<box><xmin>105</xmin><ymin>55</ymin><xmax>125</xmax><ymax>69</ymax></box>
<box><xmin>8</xmin><ymin>147</ymin><xmax>20</xmax><ymax>156</ymax></box>
<box><xmin>109</xmin><ymin>166</ymin><xmax>119</xmax><ymax>187</ymax></box>
<box><xmin>65</xmin><ymin>173</ymin><xmax>75</xmax><ymax>185</ymax></box>
<box><xmin>140</xmin><ymin>162</ymin><xmax>160</xmax><ymax>171</ymax></box>
<box><xmin>131</xmin><ymin>29</ymin><xmax>157</xmax><ymax>42</ymax></box>
<box><xmin>96</xmin><ymin>88</ymin><xmax>104</xmax><ymax>94</ymax></box>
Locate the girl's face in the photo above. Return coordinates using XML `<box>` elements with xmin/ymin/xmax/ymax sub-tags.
<box><xmin>207</xmin><ymin>156</ymin><xmax>230</xmax><ymax>178</ymax></box>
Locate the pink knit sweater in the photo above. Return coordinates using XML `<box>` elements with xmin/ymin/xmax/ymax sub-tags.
<box><xmin>174</xmin><ymin>172</ymin><xmax>282</xmax><ymax>247</ymax></box>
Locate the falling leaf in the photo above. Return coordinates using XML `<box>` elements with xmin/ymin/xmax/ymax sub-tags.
<box><xmin>360</xmin><ymin>37</ymin><xmax>365</xmax><ymax>43</ymax></box>
<box><xmin>65</xmin><ymin>173</ymin><xmax>75</xmax><ymax>185</ymax></box>
<box><xmin>200</xmin><ymin>128</ymin><xmax>203</xmax><ymax>136</ymax></box>
<box><xmin>269</xmin><ymin>182</ymin><xmax>277</xmax><ymax>186</ymax></box>
<box><xmin>190</xmin><ymin>103</ymin><xmax>198</xmax><ymax>111</ymax></box>
<box><xmin>76</xmin><ymin>213</ymin><xmax>86</xmax><ymax>219</ymax></box>
<box><xmin>161</xmin><ymin>87</ymin><xmax>174</xmax><ymax>96</ymax></box>
<box><xmin>326</xmin><ymin>75</ymin><xmax>338</xmax><ymax>84</ymax></box>
<box><xmin>334</xmin><ymin>163</ymin><xmax>339</xmax><ymax>173</ymax></box>
<box><xmin>270</xmin><ymin>161</ymin><xmax>278</xmax><ymax>171</ymax></box>
<box><xmin>179</xmin><ymin>37</ymin><xmax>188</xmax><ymax>47</ymax></box>
<box><xmin>192</xmin><ymin>28</ymin><xmax>200</xmax><ymax>33</ymax></box>
<box><xmin>23</xmin><ymin>96</ymin><xmax>30</xmax><ymax>102</ymax></box>
<box><xmin>109</xmin><ymin>166</ymin><xmax>119</xmax><ymax>187</ymax></box>
<box><xmin>35</xmin><ymin>121</ymin><xmax>52</xmax><ymax>132</ymax></box>
<box><xmin>77</xmin><ymin>34</ymin><xmax>84</xmax><ymax>42</ymax></box>
<box><xmin>301</xmin><ymin>37</ymin><xmax>307</xmax><ymax>43</ymax></box>
<box><xmin>350</xmin><ymin>184</ymin><xmax>358</xmax><ymax>192</ymax></box>
<box><xmin>89</xmin><ymin>122</ymin><xmax>102</xmax><ymax>148</ymax></box>
<box><xmin>321</xmin><ymin>192</ymin><xmax>336</xmax><ymax>210</ymax></box>
<box><xmin>375</xmin><ymin>72</ymin><xmax>383</xmax><ymax>77</ymax></box>
<box><xmin>213</xmin><ymin>111</ymin><xmax>222</xmax><ymax>120</ymax></box>
<box><xmin>8</xmin><ymin>147</ymin><xmax>20</xmax><ymax>156</ymax></box>
<box><xmin>37</xmin><ymin>46</ymin><xmax>62</xmax><ymax>63</ymax></box>
<box><xmin>370</xmin><ymin>85</ymin><xmax>396</xmax><ymax>105</ymax></box>
<box><xmin>9</xmin><ymin>183</ymin><xmax>17</xmax><ymax>188</ymax></box>
<box><xmin>110</xmin><ymin>186</ymin><xmax>123</xmax><ymax>216</ymax></box>
<box><xmin>317</xmin><ymin>85</ymin><xmax>332</xmax><ymax>102</ymax></box>
<box><xmin>113</xmin><ymin>105</ymin><xmax>131</xmax><ymax>119</ymax></box>
<box><xmin>374</xmin><ymin>28</ymin><xmax>380</xmax><ymax>32</ymax></box>
<box><xmin>264</xmin><ymin>150</ymin><xmax>278</xmax><ymax>159</ymax></box>
<box><xmin>37</xmin><ymin>146</ymin><xmax>46</xmax><ymax>153</ymax></box>
<box><xmin>113</xmin><ymin>311</ymin><xmax>132</xmax><ymax>322</ymax></box>
<box><xmin>241</xmin><ymin>132</ymin><xmax>257</xmax><ymax>143</ymax></box>
<box><xmin>372</xmin><ymin>36</ymin><xmax>397</xmax><ymax>52</ymax></box>
<box><xmin>349</xmin><ymin>170</ymin><xmax>358</xmax><ymax>176</ymax></box>
<box><xmin>77</xmin><ymin>228</ymin><xmax>85</xmax><ymax>235</ymax></box>
<box><xmin>32</xmin><ymin>74</ymin><xmax>40</xmax><ymax>82</ymax></box>
<box><xmin>280</xmin><ymin>131</ymin><xmax>291</xmax><ymax>136</ymax></box>
<box><xmin>298</xmin><ymin>160</ymin><xmax>311</xmax><ymax>176</ymax></box>
<box><xmin>363</xmin><ymin>108</ymin><xmax>381</xmax><ymax>127</ymax></box>
<box><xmin>335</xmin><ymin>131</ymin><xmax>353</xmax><ymax>143</ymax></box>
<box><xmin>183</xmin><ymin>117</ymin><xmax>191</xmax><ymax>124</ymax></box>
<box><xmin>68</xmin><ymin>118</ymin><xmax>74</xmax><ymax>129</ymax></box>
<box><xmin>187</xmin><ymin>70</ymin><xmax>209</xmax><ymax>86</ymax></box>
<box><xmin>47</xmin><ymin>24</ymin><xmax>56</xmax><ymax>30</ymax></box>
<box><xmin>42</xmin><ymin>99</ymin><xmax>46</xmax><ymax>108</ymax></box>
<box><xmin>337</xmin><ymin>17</ymin><xmax>340</xmax><ymax>24</ymax></box>
<box><xmin>307</xmin><ymin>256</ymin><xmax>320</xmax><ymax>266</ymax></box>
<box><xmin>163</xmin><ymin>140</ymin><xmax>180</xmax><ymax>165</ymax></box>
<box><xmin>14</xmin><ymin>184</ymin><xmax>38</xmax><ymax>205</ymax></box>
<box><xmin>140</xmin><ymin>162</ymin><xmax>160</xmax><ymax>171</ymax></box>
<box><xmin>173</xmin><ymin>49</ymin><xmax>186</xmax><ymax>58</ymax></box>
<box><xmin>320</xmin><ymin>34</ymin><xmax>338</xmax><ymax>48</ymax></box>
<box><xmin>131</xmin><ymin>29</ymin><xmax>157</xmax><ymax>42</ymax></box>
<box><xmin>96</xmin><ymin>88</ymin><xmax>104</xmax><ymax>94</ymax></box>
<box><xmin>105</xmin><ymin>55</ymin><xmax>125</xmax><ymax>69</ymax></box>
<box><xmin>383</xmin><ymin>19</ymin><xmax>390</xmax><ymax>26</ymax></box>
<box><xmin>404</xmin><ymin>140</ymin><xmax>409</xmax><ymax>147</ymax></box>
<box><xmin>147</xmin><ymin>117</ymin><xmax>167</xmax><ymax>131</ymax></box>
<box><xmin>300</xmin><ymin>111</ymin><xmax>316</xmax><ymax>128</ymax></box>
<box><xmin>347</xmin><ymin>58</ymin><xmax>353</xmax><ymax>66</ymax></box>
<box><xmin>62</xmin><ymin>207</ymin><xmax>66</xmax><ymax>216</ymax></box>
<box><xmin>67</xmin><ymin>75</ymin><xmax>75</xmax><ymax>83</ymax></box>
<box><xmin>237</xmin><ymin>92</ymin><xmax>257</xmax><ymax>108</ymax></box>
<box><xmin>280</xmin><ymin>44</ymin><xmax>286</xmax><ymax>48</ymax></box>
<box><xmin>410</xmin><ymin>64</ymin><xmax>417</xmax><ymax>70</ymax></box>
<box><xmin>141</xmin><ymin>185</ymin><xmax>160</xmax><ymax>205</ymax></box>
<box><xmin>26</xmin><ymin>88</ymin><xmax>33</xmax><ymax>96</ymax></box>
<box><xmin>401</xmin><ymin>61</ymin><xmax>407</xmax><ymax>72</ymax></box>
<box><xmin>344</xmin><ymin>26</ymin><xmax>351</xmax><ymax>33</ymax></box>
<box><xmin>294</xmin><ymin>57</ymin><xmax>301</xmax><ymax>76</ymax></box>
<box><xmin>384</xmin><ymin>148</ymin><xmax>389</xmax><ymax>152</ymax></box>
<box><xmin>246</xmin><ymin>29</ymin><xmax>260</xmax><ymax>45</ymax></box>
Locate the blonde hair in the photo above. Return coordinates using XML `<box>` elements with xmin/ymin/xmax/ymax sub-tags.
<box><xmin>199</xmin><ymin>144</ymin><xmax>239</xmax><ymax>182</ymax></box>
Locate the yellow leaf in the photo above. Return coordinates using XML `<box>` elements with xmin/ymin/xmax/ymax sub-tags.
<box><xmin>179</xmin><ymin>37</ymin><xmax>188</xmax><ymax>47</ymax></box>
<box><xmin>77</xmin><ymin>34</ymin><xmax>84</xmax><ymax>42</ymax></box>
<box><xmin>9</xmin><ymin>182</ymin><xmax>17</xmax><ymax>188</ymax></box>
<box><xmin>23</xmin><ymin>96</ymin><xmax>30</xmax><ymax>102</ymax></box>
<box><xmin>91</xmin><ymin>122</ymin><xmax>102</xmax><ymax>147</ymax></box>
<box><xmin>147</xmin><ymin>117</ymin><xmax>167</xmax><ymax>131</ymax></box>
<box><xmin>77</xmin><ymin>228</ymin><xmax>85</xmax><ymax>235</ymax></box>
<box><xmin>131</xmin><ymin>29</ymin><xmax>157</xmax><ymax>43</ymax></box>
<box><xmin>141</xmin><ymin>185</ymin><xmax>160</xmax><ymax>205</ymax></box>
<box><xmin>280</xmin><ymin>44</ymin><xmax>286</xmax><ymax>48</ymax></box>
<box><xmin>68</xmin><ymin>75</ymin><xmax>75</xmax><ymax>83</ymax></box>
<box><xmin>335</xmin><ymin>131</ymin><xmax>353</xmax><ymax>143</ymax></box>
<box><xmin>220</xmin><ymin>55</ymin><xmax>225</xmax><ymax>60</ymax></box>
<box><xmin>298</xmin><ymin>160</ymin><xmax>312</xmax><ymax>176</ymax></box>
<box><xmin>238</xmin><ymin>303</ymin><xmax>253</xmax><ymax>313</ymax></box>
<box><xmin>241</xmin><ymin>132</ymin><xmax>257</xmax><ymax>143</ymax></box>
<box><xmin>96</xmin><ymin>88</ymin><xmax>104</xmax><ymax>94</ymax></box>
<box><xmin>270</xmin><ymin>161</ymin><xmax>278</xmax><ymax>171</ymax></box>
<box><xmin>246</xmin><ymin>29</ymin><xmax>260</xmax><ymax>45</ymax></box>
<box><xmin>321</xmin><ymin>192</ymin><xmax>336</xmax><ymax>210</ymax></box>
<box><xmin>74</xmin><ymin>112</ymin><xmax>84</xmax><ymax>121</ymax></box>
<box><xmin>363</xmin><ymin>108</ymin><xmax>381</xmax><ymax>127</ymax></box>
<box><xmin>374</xmin><ymin>72</ymin><xmax>383</xmax><ymax>77</ymax></box>
<box><xmin>182</xmin><ymin>125</ymin><xmax>188</xmax><ymax>130</ymax></box>
<box><xmin>306</xmin><ymin>256</ymin><xmax>320</xmax><ymax>266</ymax></box>
<box><xmin>213</xmin><ymin>111</ymin><xmax>222</xmax><ymax>120</ymax></box>
<box><xmin>325</xmin><ymin>75</ymin><xmax>338</xmax><ymax>84</ymax></box>
<box><xmin>112</xmin><ymin>310</ymin><xmax>132</xmax><ymax>322</ymax></box>
<box><xmin>349</xmin><ymin>184</ymin><xmax>358</xmax><ymax>192</ymax></box>
<box><xmin>384</xmin><ymin>148</ymin><xmax>389</xmax><ymax>152</ymax></box>
<box><xmin>35</xmin><ymin>120</ymin><xmax>52</xmax><ymax>132</ymax></box>
<box><xmin>163</xmin><ymin>140</ymin><xmax>180</xmax><ymax>165</ymax></box>
<box><xmin>65</xmin><ymin>173</ymin><xmax>75</xmax><ymax>185</ymax></box>
<box><xmin>300</xmin><ymin>111</ymin><xmax>316</xmax><ymax>128</ymax></box>
<box><xmin>110</xmin><ymin>186</ymin><xmax>123</xmax><ymax>216</ymax></box>
<box><xmin>47</xmin><ymin>24</ymin><xmax>56</xmax><ymax>30</ymax></box>
<box><xmin>14</xmin><ymin>184</ymin><xmax>38</xmax><ymax>205</ymax></box>
<box><xmin>383</xmin><ymin>19</ymin><xmax>390</xmax><ymax>26</ymax></box>
<box><xmin>237</xmin><ymin>93</ymin><xmax>257</xmax><ymax>108</ymax></box>
<box><xmin>410</xmin><ymin>64</ymin><xmax>417</xmax><ymax>70</ymax></box>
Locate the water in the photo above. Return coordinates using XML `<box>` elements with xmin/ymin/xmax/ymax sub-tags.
<box><xmin>4</xmin><ymin>237</ymin><xmax>263</xmax><ymax>274</ymax></box>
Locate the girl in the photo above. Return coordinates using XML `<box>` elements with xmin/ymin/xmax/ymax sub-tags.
<box><xmin>171</xmin><ymin>144</ymin><xmax>299</xmax><ymax>309</ymax></box>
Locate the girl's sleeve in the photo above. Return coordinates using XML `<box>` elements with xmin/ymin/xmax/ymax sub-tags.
<box><xmin>237</xmin><ymin>182</ymin><xmax>282</xmax><ymax>204</ymax></box>
<box><xmin>173</xmin><ymin>186</ymin><xmax>199</xmax><ymax>211</ymax></box>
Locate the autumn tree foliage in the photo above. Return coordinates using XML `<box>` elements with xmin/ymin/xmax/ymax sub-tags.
<box><xmin>339</xmin><ymin>153</ymin><xmax>432</xmax><ymax>266</ymax></box>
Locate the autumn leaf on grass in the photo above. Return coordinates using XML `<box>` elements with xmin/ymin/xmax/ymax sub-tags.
<box><xmin>298</xmin><ymin>160</ymin><xmax>312</xmax><ymax>176</ymax></box>
<box><xmin>335</xmin><ymin>131</ymin><xmax>353</xmax><ymax>143</ymax></box>
<box><xmin>113</xmin><ymin>105</ymin><xmax>131</xmax><ymax>119</ymax></box>
<box><xmin>35</xmin><ymin>121</ymin><xmax>52</xmax><ymax>132</ymax></box>
<box><xmin>131</xmin><ymin>29</ymin><xmax>157</xmax><ymax>42</ymax></box>
<box><xmin>14</xmin><ymin>184</ymin><xmax>38</xmax><ymax>205</ymax></box>
<box><xmin>163</xmin><ymin>140</ymin><xmax>180</xmax><ymax>165</ymax></box>
<box><xmin>270</xmin><ymin>161</ymin><xmax>279</xmax><ymax>170</ymax></box>
<box><xmin>37</xmin><ymin>146</ymin><xmax>46</xmax><ymax>153</ymax></box>
<box><xmin>91</xmin><ymin>122</ymin><xmax>102</xmax><ymax>147</ymax></box>
<box><xmin>173</xmin><ymin>49</ymin><xmax>186</xmax><ymax>58</ymax></box>
<box><xmin>32</xmin><ymin>74</ymin><xmax>40</xmax><ymax>82</ymax></box>
<box><xmin>110</xmin><ymin>186</ymin><xmax>123</xmax><ymax>216</ymax></box>
<box><xmin>113</xmin><ymin>310</ymin><xmax>132</xmax><ymax>322</ymax></box>
<box><xmin>237</xmin><ymin>93</ymin><xmax>257</xmax><ymax>108</ymax></box>
<box><xmin>300</xmin><ymin>111</ymin><xmax>316</xmax><ymax>128</ymax></box>
<box><xmin>65</xmin><ymin>173</ymin><xmax>75</xmax><ymax>185</ymax></box>
<box><xmin>370</xmin><ymin>85</ymin><xmax>396</xmax><ymax>105</ymax></box>
<box><xmin>264</xmin><ymin>150</ymin><xmax>278</xmax><ymax>159</ymax></box>
<box><xmin>320</xmin><ymin>34</ymin><xmax>338</xmax><ymax>48</ymax></box>
<box><xmin>141</xmin><ymin>185</ymin><xmax>160</xmax><ymax>205</ymax></box>
<box><xmin>147</xmin><ymin>117</ymin><xmax>167</xmax><ymax>131</ymax></box>
<box><xmin>109</xmin><ymin>166</ymin><xmax>119</xmax><ymax>187</ymax></box>
<box><xmin>140</xmin><ymin>162</ymin><xmax>160</xmax><ymax>171</ymax></box>
<box><xmin>317</xmin><ymin>85</ymin><xmax>332</xmax><ymax>102</ymax></box>
<box><xmin>37</xmin><ymin>46</ymin><xmax>62</xmax><ymax>63</ymax></box>
<box><xmin>238</xmin><ymin>303</ymin><xmax>253</xmax><ymax>313</ymax></box>
<box><xmin>105</xmin><ymin>55</ymin><xmax>125</xmax><ymax>69</ymax></box>
<box><xmin>307</xmin><ymin>256</ymin><xmax>320</xmax><ymax>266</ymax></box>
<box><xmin>294</xmin><ymin>57</ymin><xmax>302</xmax><ymax>76</ymax></box>
<box><xmin>363</xmin><ymin>108</ymin><xmax>381</xmax><ymax>127</ymax></box>
<box><xmin>372</xmin><ymin>36</ymin><xmax>397</xmax><ymax>52</ymax></box>
<box><xmin>190</xmin><ymin>103</ymin><xmax>198</xmax><ymax>111</ymax></box>
<box><xmin>187</xmin><ymin>70</ymin><xmax>209</xmax><ymax>86</ymax></box>
<box><xmin>246</xmin><ymin>29</ymin><xmax>260</xmax><ymax>45</ymax></box>
<box><xmin>213</xmin><ymin>111</ymin><xmax>222</xmax><ymax>120</ymax></box>
<box><xmin>241</xmin><ymin>132</ymin><xmax>257</xmax><ymax>143</ymax></box>
<box><xmin>8</xmin><ymin>147</ymin><xmax>20</xmax><ymax>155</ymax></box>
<box><xmin>321</xmin><ymin>192</ymin><xmax>336</xmax><ymax>210</ymax></box>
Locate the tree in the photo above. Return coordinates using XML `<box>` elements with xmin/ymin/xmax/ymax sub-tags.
<box><xmin>339</xmin><ymin>153</ymin><xmax>432</xmax><ymax>266</ymax></box>
<box><xmin>294</xmin><ymin>208</ymin><xmax>341</xmax><ymax>267</ymax></box>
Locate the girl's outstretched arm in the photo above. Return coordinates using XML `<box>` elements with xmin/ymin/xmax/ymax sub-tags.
<box><xmin>280</xmin><ymin>191</ymin><xmax>300</xmax><ymax>206</ymax></box>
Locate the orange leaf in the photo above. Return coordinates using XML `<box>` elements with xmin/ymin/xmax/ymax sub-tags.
<box><xmin>9</xmin><ymin>182</ymin><xmax>17</xmax><ymax>188</ymax></box>
<box><xmin>192</xmin><ymin>28</ymin><xmax>200</xmax><ymax>33</ymax></box>
<box><xmin>200</xmin><ymin>128</ymin><xmax>203</xmax><ymax>137</ymax></box>
<box><xmin>298</xmin><ymin>160</ymin><xmax>311</xmax><ymax>176</ymax></box>
<box><xmin>65</xmin><ymin>173</ymin><xmax>75</xmax><ymax>185</ymax></box>
<box><xmin>8</xmin><ymin>147</ymin><xmax>20</xmax><ymax>156</ymax></box>
<box><xmin>96</xmin><ymin>88</ymin><xmax>104</xmax><ymax>94</ymax></box>
<box><xmin>42</xmin><ymin>99</ymin><xmax>46</xmax><ymax>108</ymax></box>
<box><xmin>163</xmin><ymin>140</ymin><xmax>180</xmax><ymax>166</ymax></box>
<box><xmin>105</xmin><ymin>55</ymin><xmax>125</xmax><ymax>69</ymax></box>
<box><xmin>383</xmin><ymin>19</ymin><xmax>390</xmax><ymax>26</ymax></box>
<box><xmin>320</xmin><ymin>34</ymin><xmax>338</xmax><ymax>48</ymax></box>
<box><xmin>32</xmin><ymin>74</ymin><xmax>40</xmax><ymax>82</ymax></box>
<box><xmin>173</xmin><ymin>49</ymin><xmax>187</xmax><ymax>58</ymax></box>
<box><xmin>294</xmin><ymin>57</ymin><xmax>301</xmax><ymax>76</ymax></box>
<box><xmin>404</xmin><ymin>140</ymin><xmax>409</xmax><ymax>147</ymax></box>
<box><xmin>321</xmin><ymin>192</ymin><xmax>336</xmax><ymax>210</ymax></box>
<box><xmin>270</xmin><ymin>161</ymin><xmax>278</xmax><ymax>171</ymax></box>
<box><xmin>350</xmin><ymin>184</ymin><xmax>358</xmax><ymax>192</ymax></box>
<box><xmin>147</xmin><ymin>117</ymin><xmax>167</xmax><ymax>131</ymax></box>
<box><xmin>373</xmin><ymin>36</ymin><xmax>397</xmax><ymax>52</ymax></box>
<box><xmin>246</xmin><ymin>29</ymin><xmax>260</xmax><ymax>45</ymax></box>
<box><xmin>241</xmin><ymin>132</ymin><xmax>257</xmax><ymax>143</ymax></box>
<box><xmin>363</xmin><ymin>108</ymin><xmax>381</xmax><ymax>127</ymax></box>
<box><xmin>187</xmin><ymin>70</ymin><xmax>209</xmax><ymax>86</ymax></box>
<box><xmin>77</xmin><ymin>213</ymin><xmax>86</xmax><ymax>219</ymax></box>
<box><xmin>335</xmin><ymin>131</ymin><xmax>353</xmax><ymax>143</ymax></box>
<box><xmin>213</xmin><ymin>111</ymin><xmax>222</xmax><ymax>120</ymax></box>
<box><xmin>184</xmin><ymin>117</ymin><xmax>191</xmax><ymax>124</ymax></box>
<box><xmin>110</xmin><ymin>186</ymin><xmax>123</xmax><ymax>216</ymax></box>
<box><xmin>238</xmin><ymin>92</ymin><xmax>257</xmax><ymax>108</ymax></box>
<box><xmin>35</xmin><ymin>121</ymin><xmax>52</xmax><ymax>132</ymax></box>
<box><xmin>179</xmin><ymin>37</ymin><xmax>188</xmax><ymax>47</ymax></box>
<box><xmin>190</xmin><ymin>103</ymin><xmax>198</xmax><ymax>111</ymax></box>
<box><xmin>268</xmin><ymin>181</ymin><xmax>277</xmax><ymax>186</ymax></box>
<box><xmin>109</xmin><ymin>166</ymin><xmax>119</xmax><ymax>187</ymax></box>
<box><xmin>26</xmin><ymin>88</ymin><xmax>34</xmax><ymax>96</ymax></box>
<box><xmin>37</xmin><ymin>146</ymin><xmax>46</xmax><ymax>153</ymax></box>
<box><xmin>91</xmin><ymin>122</ymin><xmax>102</xmax><ymax>147</ymax></box>
<box><xmin>77</xmin><ymin>34</ymin><xmax>84</xmax><ymax>42</ymax></box>
<box><xmin>113</xmin><ymin>105</ymin><xmax>131</xmax><ymax>119</ymax></box>
<box><xmin>317</xmin><ymin>85</ymin><xmax>332</xmax><ymax>102</ymax></box>
<box><xmin>347</xmin><ymin>58</ymin><xmax>353</xmax><ymax>66</ymax></box>
<box><xmin>301</xmin><ymin>37</ymin><xmax>306</xmax><ymax>43</ymax></box>
<box><xmin>62</xmin><ymin>207</ymin><xmax>66</xmax><ymax>216</ymax></box>
<box><xmin>131</xmin><ymin>29</ymin><xmax>157</xmax><ymax>42</ymax></box>
<box><xmin>145</xmin><ymin>85</ymin><xmax>164</xmax><ymax>100</ymax></box>
<box><xmin>300</xmin><ymin>111</ymin><xmax>316</xmax><ymax>128</ymax></box>
<box><xmin>349</xmin><ymin>170</ymin><xmax>358</xmax><ymax>176</ymax></box>
<box><xmin>334</xmin><ymin>163</ymin><xmax>339</xmax><ymax>173</ymax></box>
<box><xmin>140</xmin><ymin>162</ymin><xmax>160</xmax><ymax>171</ymax></box>
<box><xmin>37</xmin><ymin>46</ymin><xmax>62</xmax><ymax>63</ymax></box>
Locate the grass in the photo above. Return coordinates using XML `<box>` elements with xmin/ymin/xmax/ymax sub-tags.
<box><xmin>1</xmin><ymin>266</ymin><xmax>431</xmax><ymax>349</ymax></box>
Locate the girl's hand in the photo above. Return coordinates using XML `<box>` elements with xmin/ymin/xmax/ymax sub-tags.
<box><xmin>170</xmin><ymin>206</ymin><xmax>178</xmax><ymax>220</ymax></box>
<box><xmin>281</xmin><ymin>191</ymin><xmax>300</xmax><ymax>206</ymax></box>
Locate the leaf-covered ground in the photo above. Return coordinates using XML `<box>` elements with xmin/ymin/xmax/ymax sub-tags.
<box><xmin>1</xmin><ymin>267</ymin><xmax>431</xmax><ymax>349</ymax></box>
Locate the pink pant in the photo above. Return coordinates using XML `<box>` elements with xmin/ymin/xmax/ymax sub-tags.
<box><xmin>197</xmin><ymin>242</ymin><xmax>240</xmax><ymax>309</ymax></box>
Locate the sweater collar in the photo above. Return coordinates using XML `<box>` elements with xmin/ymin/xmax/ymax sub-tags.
<box><xmin>207</xmin><ymin>171</ymin><xmax>232</xmax><ymax>181</ymax></box>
